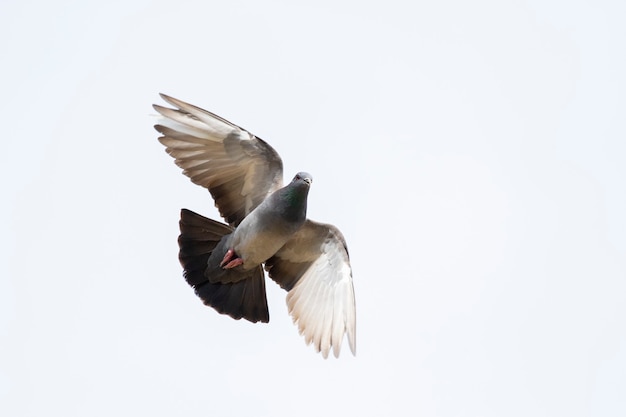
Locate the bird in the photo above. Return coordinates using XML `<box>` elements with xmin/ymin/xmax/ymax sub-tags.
<box><xmin>153</xmin><ymin>94</ymin><xmax>356</xmax><ymax>358</ymax></box>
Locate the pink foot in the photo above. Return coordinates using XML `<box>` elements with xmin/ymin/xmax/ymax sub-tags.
<box><xmin>220</xmin><ymin>248</ymin><xmax>243</xmax><ymax>269</ymax></box>
<box><xmin>223</xmin><ymin>258</ymin><xmax>244</xmax><ymax>269</ymax></box>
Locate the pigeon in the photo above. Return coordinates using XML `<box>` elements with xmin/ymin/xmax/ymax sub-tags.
<box><xmin>153</xmin><ymin>94</ymin><xmax>356</xmax><ymax>358</ymax></box>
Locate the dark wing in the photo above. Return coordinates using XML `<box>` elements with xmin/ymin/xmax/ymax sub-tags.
<box><xmin>154</xmin><ymin>94</ymin><xmax>283</xmax><ymax>226</ymax></box>
<box><xmin>265</xmin><ymin>220</ymin><xmax>356</xmax><ymax>358</ymax></box>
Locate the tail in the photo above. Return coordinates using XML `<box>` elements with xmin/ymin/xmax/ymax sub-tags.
<box><xmin>178</xmin><ymin>209</ymin><xmax>269</xmax><ymax>323</ymax></box>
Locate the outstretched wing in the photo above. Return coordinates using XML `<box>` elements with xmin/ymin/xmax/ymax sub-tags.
<box><xmin>265</xmin><ymin>220</ymin><xmax>356</xmax><ymax>358</ymax></box>
<box><xmin>154</xmin><ymin>94</ymin><xmax>283</xmax><ymax>226</ymax></box>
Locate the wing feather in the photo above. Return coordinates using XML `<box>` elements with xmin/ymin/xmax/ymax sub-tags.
<box><xmin>154</xmin><ymin>94</ymin><xmax>283</xmax><ymax>226</ymax></box>
<box><xmin>266</xmin><ymin>220</ymin><xmax>356</xmax><ymax>358</ymax></box>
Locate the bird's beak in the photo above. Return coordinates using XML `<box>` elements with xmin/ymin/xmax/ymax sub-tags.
<box><xmin>304</xmin><ymin>177</ymin><xmax>312</xmax><ymax>185</ymax></box>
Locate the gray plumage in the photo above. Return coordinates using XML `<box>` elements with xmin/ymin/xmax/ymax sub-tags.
<box><xmin>154</xmin><ymin>94</ymin><xmax>356</xmax><ymax>358</ymax></box>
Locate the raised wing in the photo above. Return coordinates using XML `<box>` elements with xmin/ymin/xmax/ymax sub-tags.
<box><xmin>265</xmin><ymin>220</ymin><xmax>356</xmax><ymax>358</ymax></box>
<box><xmin>154</xmin><ymin>94</ymin><xmax>283</xmax><ymax>226</ymax></box>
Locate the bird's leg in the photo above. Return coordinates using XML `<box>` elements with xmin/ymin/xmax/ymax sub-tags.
<box><xmin>220</xmin><ymin>248</ymin><xmax>235</xmax><ymax>267</ymax></box>
<box><xmin>220</xmin><ymin>248</ymin><xmax>244</xmax><ymax>269</ymax></box>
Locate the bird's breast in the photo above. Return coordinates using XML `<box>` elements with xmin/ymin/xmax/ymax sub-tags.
<box><xmin>231</xmin><ymin>213</ymin><xmax>303</xmax><ymax>268</ymax></box>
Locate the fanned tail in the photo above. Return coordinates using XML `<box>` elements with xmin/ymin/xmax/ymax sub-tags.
<box><xmin>178</xmin><ymin>209</ymin><xmax>269</xmax><ymax>323</ymax></box>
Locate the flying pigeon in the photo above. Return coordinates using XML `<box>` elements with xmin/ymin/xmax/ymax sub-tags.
<box><xmin>153</xmin><ymin>94</ymin><xmax>356</xmax><ymax>358</ymax></box>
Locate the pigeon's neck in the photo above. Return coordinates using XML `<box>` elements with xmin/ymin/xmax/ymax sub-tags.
<box><xmin>279</xmin><ymin>184</ymin><xmax>308</xmax><ymax>223</ymax></box>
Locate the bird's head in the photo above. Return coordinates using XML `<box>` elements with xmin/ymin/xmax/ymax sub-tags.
<box><xmin>292</xmin><ymin>172</ymin><xmax>313</xmax><ymax>187</ymax></box>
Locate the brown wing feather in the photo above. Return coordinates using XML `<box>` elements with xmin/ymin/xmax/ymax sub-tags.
<box><xmin>154</xmin><ymin>94</ymin><xmax>283</xmax><ymax>226</ymax></box>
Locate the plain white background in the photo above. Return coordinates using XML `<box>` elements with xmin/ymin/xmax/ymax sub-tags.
<box><xmin>1</xmin><ymin>1</ymin><xmax>624</xmax><ymax>416</ymax></box>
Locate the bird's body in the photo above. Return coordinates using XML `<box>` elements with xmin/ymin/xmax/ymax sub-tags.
<box><xmin>154</xmin><ymin>94</ymin><xmax>356</xmax><ymax>358</ymax></box>
<box><xmin>225</xmin><ymin>173</ymin><xmax>310</xmax><ymax>269</ymax></box>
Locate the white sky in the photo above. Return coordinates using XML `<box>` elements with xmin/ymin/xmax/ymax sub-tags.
<box><xmin>1</xmin><ymin>1</ymin><xmax>625</xmax><ymax>416</ymax></box>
